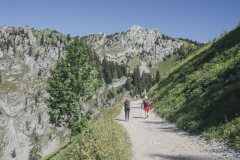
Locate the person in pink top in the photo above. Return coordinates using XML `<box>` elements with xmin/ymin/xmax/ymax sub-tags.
<box><xmin>142</xmin><ymin>96</ymin><xmax>151</xmax><ymax>118</ymax></box>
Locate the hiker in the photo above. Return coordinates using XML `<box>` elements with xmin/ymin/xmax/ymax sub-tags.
<box><xmin>124</xmin><ymin>97</ymin><xmax>130</xmax><ymax>121</ymax></box>
<box><xmin>142</xmin><ymin>96</ymin><xmax>151</xmax><ymax>118</ymax></box>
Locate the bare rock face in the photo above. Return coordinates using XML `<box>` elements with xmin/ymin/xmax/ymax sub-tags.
<box><xmin>83</xmin><ymin>25</ymin><xmax>182</xmax><ymax>70</ymax></box>
<box><xmin>0</xmin><ymin>26</ymin><xmax>69</xmax><ymax>160</ymax></box>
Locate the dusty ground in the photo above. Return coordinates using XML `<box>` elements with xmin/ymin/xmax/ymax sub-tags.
<box><xmin>116</xmin><ymin>99</ymin><xmax>239</xmax><ymax>160</ymax></box>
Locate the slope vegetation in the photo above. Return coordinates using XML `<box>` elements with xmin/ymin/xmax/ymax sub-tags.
<box><xmin>44</xmin><ymin>101</ymin><xmax>131</xmax><ymax>160</ymax></box>
<box><xmin>149</xmin><ymin>25</ymin><xmax>240</xmax><ymax>149</ymax></box>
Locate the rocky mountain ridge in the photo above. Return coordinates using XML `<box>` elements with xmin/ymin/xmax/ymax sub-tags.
<box><xmin>83</xmin><ymin>25</ymin><xmax>182</xmax><ymax>72</ymax></box>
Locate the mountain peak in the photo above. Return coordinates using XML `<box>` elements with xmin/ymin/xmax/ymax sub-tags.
<box><xmin>129</xmin><ymin>25</ymin><xmax>143</xmax><ymax>31</ymax></box>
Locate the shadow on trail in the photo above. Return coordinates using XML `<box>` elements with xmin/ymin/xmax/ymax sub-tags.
<box><xmin>143</xmin><ymin>121</ymin><xmax>189</xmax><ymax>135</ymax></box>
<box><xmin>132</xmin><ymin>116</ymin><xmax>144</xmax><ymax>119</ymax></box>
<box><xmin>130</xmin><ymin>106</ymin><xmax>142</xmax><ymax>109</ymax></box>
<box><xmin>149</xmin><ymin>153</ymin><xmax>210</xmax><ymax>160</ymax></box>
<box><xmin>143</xmin><ymin>121</ymin><xmax>169</xmax><ymax>125</ymax></box>
<box><xmin>158</xmin><ymin>126</ymin><xmax>183</xmax><ymax>133</ymax></box>
<box><xmin>115</xmin><ymin>118</ymin><xmax>125</xmax><ymax>121</ymax></box>
<box><xmin>157</xmin><ymin>126</ymin><xmax>196</xmax><ymax>137</ymax></box>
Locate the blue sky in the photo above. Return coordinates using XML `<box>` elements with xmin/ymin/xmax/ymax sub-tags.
<box><xmin>0</xmin><ymin>0</ymin><xmax>239</xmax><ymax>42</ymax></box>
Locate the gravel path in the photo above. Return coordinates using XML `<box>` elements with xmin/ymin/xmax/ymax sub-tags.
<box><xmin>116</xmin><ymin>99</ymin><xmax>239</xmax><ymax>160</ymax></box>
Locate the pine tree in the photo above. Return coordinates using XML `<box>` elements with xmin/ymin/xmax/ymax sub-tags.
<box><xmin>109</xmin><ymin>62</ymin><xmax>116</xmax><ymax>79</ymax></box>
<box><xmin>116</xmin><ymin>62</ymin><xmax>123</xmax><ymax>78</ymax></box>
<box><xmin>102</xmin><ymin>57</ymin><xmax>112</xmax><ymax>84</ymax></box>
<box><xmin>156</xmin><ymin>70</ymin><xmax>161</xmax><ymax>83</ymax></box>
<box><xmin>147</xmin><ymin>73</ymin><xmax>153</xmax><ymax>89</ymax></box>
<box><xmin>122</xmin><ymin>64</ymin><xmax>127</xmax><ymax>76</ymax></box>
<box><xmin>132</xmin><ymin>66</ymin><xmax>141</xmax><ymax>93</ymax></box>
<box><xmin>140</xmin><ymin>72</ymin><xmax>146</xmax><ymax>93</ymax></box>
<box><xmin>125</xmin><ymin>78</ymin><xmax>132</xmax><ymax>91</ymax></box>
<box><xmin>93</xmin><ymin>53</ymin><xmax>102</xmax><ymax>80</ymax></box>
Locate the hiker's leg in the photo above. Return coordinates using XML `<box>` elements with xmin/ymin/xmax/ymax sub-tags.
<box><xmin>127</xmin><ymin>109</ymin><xmax>130</xmax><ymax>121</ymax></box>
<box><xmin>125</xmin><ymin>110</ymin><xmax>127</xmax><ymax>121</ymax></box>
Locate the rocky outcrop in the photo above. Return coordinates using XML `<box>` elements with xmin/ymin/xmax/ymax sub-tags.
<box><xmin>83</xmin><ymin>25</ymin><xmax>182</xmax><ymax>68</ymax></box>
<box><xmin>0</xmin><ymin>26</ymin><xmax>69</xmax><ymax>160</ymax></box>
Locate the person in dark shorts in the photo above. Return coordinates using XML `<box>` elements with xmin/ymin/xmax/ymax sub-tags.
<box><xmin>124</xmin><ymin>97</ymin><xmax>130</xmax><ymax>121</ymax></box>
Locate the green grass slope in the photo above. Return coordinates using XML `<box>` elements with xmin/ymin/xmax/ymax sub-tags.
<box><xmin>43</xmin><ymin>102</ymin><xmax>132</xmax><ymax>160</ymax></box>
<box><xmin>149</xmin><ymin>25</ymin><xmax>240</xmax><ymax>149</ymax></box>
<box><xmin>149</xmin><ymin>38</ymin><xmax>206</xmax><ymax>78</ymax></box>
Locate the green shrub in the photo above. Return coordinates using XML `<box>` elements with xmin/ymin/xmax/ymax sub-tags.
<box><xmin>203</xmin><ymin>117</ymin><xmax>240</xmax><ymax>148</ymax></box>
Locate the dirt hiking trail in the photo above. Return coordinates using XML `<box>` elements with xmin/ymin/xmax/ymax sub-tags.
<box><xmin>116</xmin><ymin>99</ymin><xmax>235</xmax><ymax>160</ymax></box>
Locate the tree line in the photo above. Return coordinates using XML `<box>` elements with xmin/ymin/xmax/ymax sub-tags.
<box><xmin>95</xmin><ymin>55</ymin><xmax>161</xmax><ymax>95</ymax></box>
<box><xmin>128</xmin><ymin>67</ymin><xmax>160</xmax><ymax>95</ymax></box>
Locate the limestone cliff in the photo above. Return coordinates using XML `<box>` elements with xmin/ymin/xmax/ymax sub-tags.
<box><xmin>0</xmin><ymin>26</ymin><xmax>68</xmax><ymax>160</ymax></box>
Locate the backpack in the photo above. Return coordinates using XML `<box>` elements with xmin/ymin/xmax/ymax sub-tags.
<box><xmin>143</xmin><ymin>99</ymin><xmax>150</xmax><ymax>107</ymax></box>
<box><xmin>124</xmin><ymin>100</ymin><xmax>130</xmax><ymax>108</ymax></box>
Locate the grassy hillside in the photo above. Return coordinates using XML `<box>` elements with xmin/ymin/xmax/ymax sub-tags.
<box><xmin>154</xmin><ymin>43</ymin><xmax>212</xmax><ymax>78</ymax></box>
<box><xmin>149</xmin><ymin>54</ymin><xmax>178</xmax><ymax>77</ymax></box>
<box><xmin>149</xmin><ymin>38</ymin><xmax>205</xmax><ymax>78</ymax></box>
<box><xmin>149</xmin><ymin>25</ymin><xmax>240</xmax><ymax>149</ymax></box>
<box><xmin>43</xmin><ymin>101</ymin><xmax>132</xmax><ymax>160</ymax></box>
